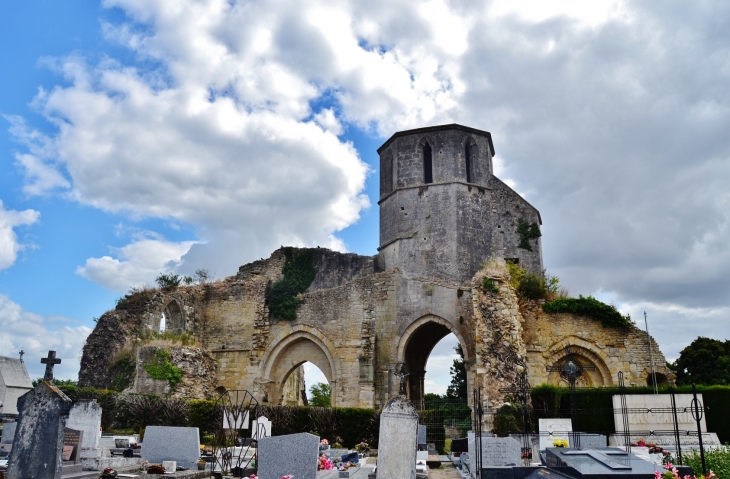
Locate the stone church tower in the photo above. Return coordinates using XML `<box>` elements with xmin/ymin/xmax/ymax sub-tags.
<box><xmin>378</xmin><ymin>125</ymin><xmax>543</xmax><ymax>281</ymax></box>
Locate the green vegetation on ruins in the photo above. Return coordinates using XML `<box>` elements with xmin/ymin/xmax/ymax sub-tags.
<box><xmin>143</xmin><ymin>348</ymin><xmax>183</xmax><ymax>388</ymax></box>
<box><xmin>517</xmin><ymin>219</ymin><xmax>542</xmax><ymax>251</ymax></box>
<box><xmin>267</xmin><ymin>248</ymin><xmax>317</xmax><ymax>320</ymax></box>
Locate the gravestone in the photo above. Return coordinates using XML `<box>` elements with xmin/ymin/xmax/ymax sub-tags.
<box><xmin>545</xmin><ymin>447</ymin><xmax>693</xmax><ymax>479</ymax></box>
<box><xmin>1</xmin><ymin>422</ymin><xmax>17</xmax><ymax>444</ymax></box>
<box><xmin>63</xmin><ymin>427</ymin><xmax>84</xmax><ymax>464</ymax></box>
<box><xmin>451</xmin><ymin>437</ymin><xmax>468</xmax><ymax>454</ymax></box>
<box><xmin>418</xmin><ymin>425</ymin><xmax>427</xmax><ymax>450</ymax></box>
<box><xmin>252</xmin><ymin>415</ymin><xmax>272</xmax><ymax>438</ymax></box>
<box><xmin>258</xmin><ymin>432</ymin><xmax>318</xmax><ymax>479</ymax></box>
<box><xmin>376</xmin><ymin>396</ymin><xmax>418</xmax><ymax>479</ymax></box>
<box><xmin>468</xmin><ymin>434</ymin><xmax>521</xmax><ymax>472</ymax></box>
<box><xmin>539</xmin><ymin>418</ymin><xmax>572</xmax><ymax>450</ymax></box>
<box><xmin>6</xmin><ymin>351</ymin><xmax>72</xmax><ymax>479</ymax></box>
<box><xmin>572</xmin><ymin>433</ymin><xmax>607</xmax><ymax>449</ymax></box>
<box><xmin>66</xmin><ymin>400</ymin><xmax>102</xmax><ymax>459</ymax></box>
<box><xmin>141</xmin><ymin>426</ymin><xmax>200</xmax><ymax>469</ymax></box>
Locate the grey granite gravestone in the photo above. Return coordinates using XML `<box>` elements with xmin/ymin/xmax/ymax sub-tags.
<box><xmin>571</xmin><ymin>434</ymin><xmax>607</xmax><ymax>449</ymax></box>
<box><xmin>66</xmin><ymin>400</ymin><xmax>102</xmax><ymax>459</ymax></box>
<box><xmin>141</xmin><ymin>426</ymin><xmax>200</xmax><ymax>469</ymax></box>
<box><xmin>1</xmin><ymin>422</ymin><xmax>17</xmax><ymax>443</ymax></box>
<box><xmin>6</xmin><ymin>380</ymin><xmax>73</xmax><ymax>479</ymax></box>
<box><xmin>376</xmin><ymin>396</ymin><xmax>418</xmax><ymax>479</ymax></box>
<box><xmin>468</xmin><ymin>434</ymin><xmax>521</xmax><ymax>471</ymax></box>
<box><xmin>258</xmin><ymin>432</ymin><xmax>318</xmax><ymax>479</ymax></box>
<box><xmin>418</xmin><ymin>424</ymin><xmax>427</xmax><ymax>449</ymax></box>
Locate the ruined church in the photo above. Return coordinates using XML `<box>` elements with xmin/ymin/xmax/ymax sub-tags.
<box><xmin>78</xmin><ymin>124</ymin><xmax>673</xmax><ymax>409</ymax></box>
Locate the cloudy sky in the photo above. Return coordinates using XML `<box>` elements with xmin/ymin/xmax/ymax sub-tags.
<box><xmin>1</xmin><ymin>0</ymin><xmax>728</xmax><ymax>392</ymax></box>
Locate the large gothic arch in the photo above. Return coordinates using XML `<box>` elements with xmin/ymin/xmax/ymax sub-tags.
<box><xmin>259</xmin><ymin>326</ymin><xmax>340</xmax><ymax>406</ymax></box>
<box><xmin>397</xmin><ymin>314</ymin><xmax>470</xmax><ymax>404</ymax></box>
<box><xmin>545</xmin><ymin>337</ymin><xmax>613</xmax><ymax>387</ymax></box>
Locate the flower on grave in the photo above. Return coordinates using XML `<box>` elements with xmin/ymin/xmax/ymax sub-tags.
<box><xmin>355</xmin><ymin>441</ymin><xmax>370</xmax><ymax>453</ymax></box>
<box><xmin>99</xmin><ymin>468</ymin><xmax>118</xmax><ymax>478</ymax></box>
<box><xmin>320</xmin><ymin>438</ymin><xmax>329</xmax><ymax>446</ymax></box>
<box><xmin>552</xmin><ymin>439</ymin><xmax>568</xmax><ymax>448</ymax></box>
<box><xmin>318</xmin><ymin>453</ymin><xmax>334</xmax><ymax>470</ymax></box>
<box><xmin>281</xmin><ymin>476</ymin><xmax>294</xmax><ymax>479</ymax></box>
<box><xmin>654</xmin><ymin>462</ymin><xmax>716</xmax><ymax>479</ymax></box>
<box><xmin>147</xmin><ymin>464</ymin><xmax>166</xmax><ymax>474</ymax></box>
<box><xmin>247</xmin><ymin>475</ymin><xmax>258</xmax><ymax>479</ymax></box>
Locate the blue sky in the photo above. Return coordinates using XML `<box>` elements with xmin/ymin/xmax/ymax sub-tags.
<box><xmin>1</xmin><ymin>0</ymin><xmax>729</xmax><ymax>392</ymax></box>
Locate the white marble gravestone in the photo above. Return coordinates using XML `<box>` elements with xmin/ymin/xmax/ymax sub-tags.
<box><xmin>67</xmin><ymin>400</ymin><xmax>102</xmax><ymax>459</ymax></box>
<box><xmin>468</xmin><ymin>434</ymin><xmax>521</xmax><ymax>472</ymax></box>
<box><xmin>376</xmin><ymin>396</ymin><xmax>418</xmax><ymax>479</ymax></box>
<box><xmin>252</xmin><ymin>416</ymin><xmax>272</xmax><ymax>438</ymax></box>
<box><xmin>539</xmin><ymin>418</ymin><xmax>573</xmax><ymax>450</ymax></box>
<box><xmin>141</xmin><ymin>426</ymin><xmax>200</xmax><ymax>469</ymax></box>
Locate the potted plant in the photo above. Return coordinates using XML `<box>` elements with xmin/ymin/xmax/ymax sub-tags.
<box><xmin>197</xmin><ymin>458</ymin><xmax>207</xmax><ymax>471</ymax></box>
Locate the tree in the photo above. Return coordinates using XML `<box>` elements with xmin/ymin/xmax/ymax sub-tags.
<box><xmin>309</xmin><ymin>382</ymin><xmax>331</xmax><ymax>407</ymax></box>
<box><xmin>446</xmin><ymin>344</ymin><xmax>467</xmax><ymax>399</ymax></box>
<box><xmin>671</xmin><ymin>337</ymin><xmax>730</xmax><ymax>385</ymax></box>
<box><xmin>155</xmin><ymin>273</ymin><xmax>182</xmax><ymax>291</ymax></box>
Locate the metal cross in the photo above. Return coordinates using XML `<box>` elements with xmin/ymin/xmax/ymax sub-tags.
<box><xmin>19</xmin><ymin>350</ymin><xmax>25</xmax><ymax>362</ymax></box>
<box><xmin>394</xmin><ymin>364</ymin><xmax>410</xmax><ymax>396</ymax></box>
<box><xmin>41</xmin><ymin>350</ymin><xmax>62</xmax><ymax>381</ymax></box>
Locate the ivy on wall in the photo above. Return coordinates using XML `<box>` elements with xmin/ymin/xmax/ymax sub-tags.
<box><xmin>517</xmin><ymin>219</ymin><xmax>542</xmax><ymax>251</ymax></box>
<box><xmin>267</xmin><ymin>248</ymin><xmax>318</xmax><ymax>320</ymax></box>
<box><xmin>542</xmin><ymin>295</ymin><xmax>632</xmax><ymax>328</ymax></box>
<box><xmin>108</xmin><ymin>350</ymin><xmax>137</xmax><ymax>391</ymax></box>
<box><xmin>143</xmin><ymin>348</ymin><xmax>183</xmax><ymax>388</ymax></box>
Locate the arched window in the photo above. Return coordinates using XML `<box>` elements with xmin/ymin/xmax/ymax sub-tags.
<box><xmin>465</xmin><ymin>142</ymin><xmax>472</xmax><ymax>183</ymax></box>
<box><xmin>423</xmin><ymin>142</ymin><xmax>433</xmax><ymax>184</ymax></box>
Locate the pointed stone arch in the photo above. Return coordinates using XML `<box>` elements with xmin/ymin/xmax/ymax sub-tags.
<box><xmin>260</xmin><ymin>325</ymin><xmax>340</xmax><ymax>406</ymax></box>
<box><xmin>163</xmin><ymin>299</ymin><xmax>185</xmax><ymax>334</ymax></box>
<box><xmin>397</xmin><ymin>314</ymin><xmax>469</xmax><ymax>403</ymax></box>
<box><xmin>545</xmin><ymin>337</ymin><xmax>612</xmax><ymax>386</ymax></box>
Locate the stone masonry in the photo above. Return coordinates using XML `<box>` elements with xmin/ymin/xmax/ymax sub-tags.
<box><xmin>78</xmin><ymin>124</ymin><xmax>673</xmax><ymax>410</ymax></box>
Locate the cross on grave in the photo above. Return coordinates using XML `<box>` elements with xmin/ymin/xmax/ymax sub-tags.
<box><xmin>562</xmin><ymin>449</ymin><xmax>631</xmax><ymax>470</ymax></box>
<box><xmin>19</xmin><ymin>350</ymin><xmax>25</xmax><ymax>362</ymax></box>
<box><xmin>546</xmin><ymin>345</ymin><xmax>596</xmax><ymax>446</ymax></box>
<box><xmin>394</xmin><ymin>364</ymin><xmax>410</xmax><ymax>396</ymax></box>
<box><xmin>41</xmin><ymin>350</ymin><xmax>62</xmax><ymax>381</ymax></box>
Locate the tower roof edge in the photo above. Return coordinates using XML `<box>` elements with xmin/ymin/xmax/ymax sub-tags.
<box><xmin>377</xmin><ymin>123</ymin><xmax>495</xmax><ymax>156</ymax></box>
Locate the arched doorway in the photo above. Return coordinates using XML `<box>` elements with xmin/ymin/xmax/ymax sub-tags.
<box><xmin>398</xmin><ymin>315</ymin><xmax>469</xmax><ymax>405</ymax></box>
<box><xmin>261</xmin><ymin>330</ymin><xmax>338</xmax><ymax>406</ymax></box>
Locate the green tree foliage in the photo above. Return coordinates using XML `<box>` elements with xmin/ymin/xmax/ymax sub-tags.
<box><xmin>267</xmin><ymin>248</ymin><xmax>318</xmax><ymax>320</ymax></box>
<box><xmin>309</xmin><ymin>382</ymin><xmax>331</xmax><ymax>407</ymax></box>
<box><xmin>671</xmin><ymin>337</ymin><xmax>730</xmax><ymax>385</ymax></box>
<box><xmin>156</xmin><ymin>273</ymin><xmax>182</xmax><ymax>291</ymax></box>
<box><xmin>542</xmin><ymin>295</ymin><xmax>632</xmax><ymax>328</ymax></box>
<box><xmin>446</xmin><ymin>344</ymin><xmax>467</xmax><ymax>399</ymax></box>
<box><xmin>32</xmin><ymin>378</ymin><xmax>77</xmax><ymax>387</ymax></box>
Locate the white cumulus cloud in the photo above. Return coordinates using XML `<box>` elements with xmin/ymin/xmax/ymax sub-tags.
<box><xmin>0</xmin><ymin>199</ymin><xmax>40</xmax><ymax>270</ymax></box>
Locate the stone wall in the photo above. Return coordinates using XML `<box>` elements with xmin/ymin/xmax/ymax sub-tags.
<box><xmin>133</xmin><ymin>346</ymin><xmax>217</xmax><ymax>399</ymax></box>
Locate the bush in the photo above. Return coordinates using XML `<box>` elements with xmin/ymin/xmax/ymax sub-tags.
<box><xmin>506</xmin><ymin>263</ymin><xmax>559</xmax><ymax>300</ymax></box>
<box><xmin>482</xmin><ymin>276</ymin><xmax>499</xmax><ymax>294</ymax></box>
<box><xmin>683</xmin><ymin>445</ymin><xmax>730</xmax><ymax>479</ymax></box>
<box><xmin>542</xmin><ymin>295</ymin><xmax>632</xmax><ymax>328</ymax></box>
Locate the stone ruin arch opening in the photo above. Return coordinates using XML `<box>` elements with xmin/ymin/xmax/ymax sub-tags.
<box><xmin>399</xmin><ymin>315</ymin><xmax>469</xmax><ymax>406</ymax></box>
<box><xmin>163</xmin><ymin>300</ymin><xmax>185</xmax><ymax>334</ymax></box>
<box><xmin>262</xmin><ymin>332</ymin><xmax>337</xmax><ymax>407</ymax></box>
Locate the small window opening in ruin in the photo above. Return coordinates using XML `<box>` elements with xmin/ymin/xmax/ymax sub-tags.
<box><xmin>401</xmin><ymin>206</ymin><xmax>404</xmax><ymax>210</ymax></box>
<box><xmin>423</xmin><ymin>142</ymin><xmax>433</xmax><ymax>184</ymax></box>
<box><xmin>159</xmin><ymin>312</ymin><xmax>166</xmax><ymax>333</ymax></box>
<box><xmin>506</xmin><ymin>258</ymin><xmax>519</xmax><ymax>265</ymax></box>
<box><xmin>465</xmin><ymin>142</ymin><xmax>472</xmax><ymax>183</ymax></box>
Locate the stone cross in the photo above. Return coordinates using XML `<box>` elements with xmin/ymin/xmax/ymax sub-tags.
<box><xmin>41</xmin><ymin>350</ymin><xmax>62</xmax><ymax>381</ymax></box>
<box><xmin>19</xmin><ymin>350</ymin><xmax>25</xmax><ymax>362</ymax></box>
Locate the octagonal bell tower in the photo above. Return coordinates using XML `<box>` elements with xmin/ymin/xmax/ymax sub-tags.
<box><xmin>377</xmin><ymin>124</ymin><xmax>543</xmax><ymax>283</ymax></box>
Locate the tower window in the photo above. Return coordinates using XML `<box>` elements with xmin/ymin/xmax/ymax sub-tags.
<box><xmin>423</xmin><ymin>143</ymin><xmax>433</xmax><ymax>184</ymax></box>
<box><xmin>465</xmin><ymin>143</ymin><xmax>472</xmax><ymax>183</ymax></box>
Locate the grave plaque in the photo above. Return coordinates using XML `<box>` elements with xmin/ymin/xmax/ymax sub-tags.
<box><xmin>418</xmin><ymin>425</ymin><xmax>427</xmax><ymax>448</ymax></box>
<box><xmin>63</xmin><ymin>427</ymin><xmax>84</xmax><ymax>464</ymax></box>
<box><xmin>545</xmin><ymin>447</ymin><xmax>694</xmax><ymax>479</ymax></box>
<box><xmin>539</xmin><ymin>419</ymin><xmax>572</xmax><ymax>451</ymax></box>
<box><xmin>141</xmin><ymin>426</ymin><xmax>200</xmax><ymax>469</ymax></box>
<box><xmin>258</xmin><ymin>432</ymin><xmax>318</xmax><ymax>479</ymax></box>
<box><xmin>1</xmin><ymin>422</ymin><xmax>17</xmax><ymax>444</ymax></box>
<box><xmin>468</xmin><ymin>434</ymin><xmax>521</xmax><ymax>472</ymax></box>
<box><xmin>376</xmin><ymin>396</ymin><xmax>418</xmax><ymax>479</ymax></box>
